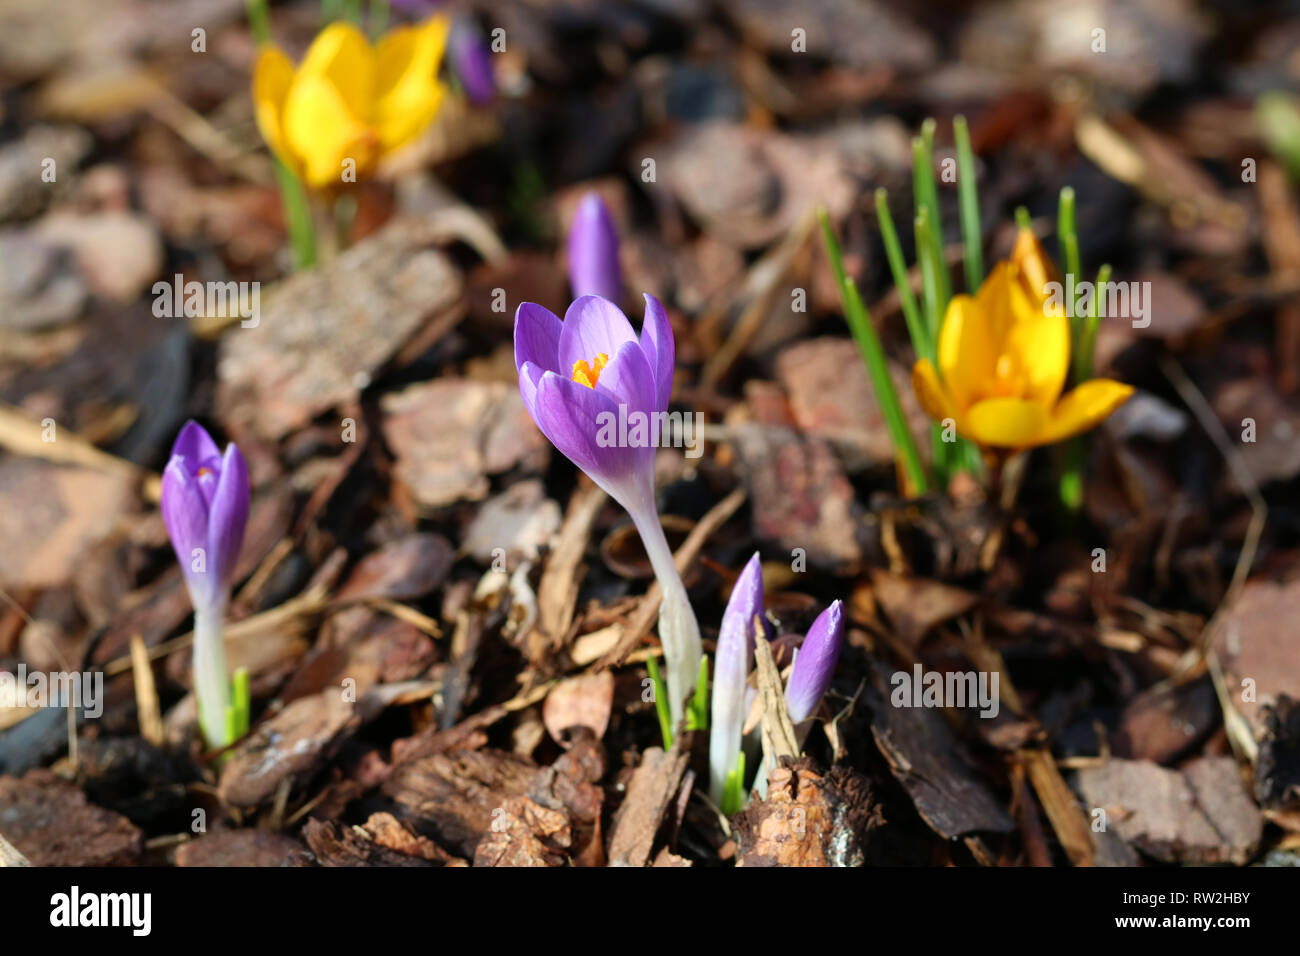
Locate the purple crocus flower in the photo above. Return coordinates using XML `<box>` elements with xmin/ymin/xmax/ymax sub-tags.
<box><xmin>160</xmin><ymin>420</ymin><xmax>250</xmax><ymax>748</ymax></box>
<box><xmin>708</xmin><ymin>552</ymin><xmax>764</xmax><ymax>802</ymax></box>
<box><xmin>515</xmin><ymin>293</ymin><xmax>701</xmax><ymax>723</ymax></box>
<box><xmin>449</xmin><ymin>19</ymin><xmax>494</xmax><ymax>105</ymax></box>
<box><xmin>753</xmin><ymin>599</ymin><xmax>845</xmax><ymax>799</ymax></box>
<box><xmin>567</xmin><ymin>193</ymin><xmax>622</xmax><ymax>303</ymax></box>
<box><xmin>785</xmin><ymin>600</ymin><xmax>845</xmax><ymax>723</ymax></box>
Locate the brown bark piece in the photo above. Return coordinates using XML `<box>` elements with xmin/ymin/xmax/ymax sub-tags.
<box><xmin>607</xmin><ymin>745</ymin><xmax>689</xmax><ymax>867</ymax></box>
<box><xmin>1074</xmin><ymin>757</ymin><xmax>1262</xmax><ymax>865</ymax></box>
<box><xmin>383</xmin><ymin>747</ymin><xmax>537</xmax><ymax>858</ymax></box>
<box><xmin>335</xmin><ymin>533</ymin><xmax>455</xmax><ymax>602</ymax></box>
<box><xmin>734</xmin><ymin>760</ymin><xmax>882</xmax><ymax>867</ymax></box>
<box><xmin>1213</xmin><ymin>576</ymin><xmax>1300</xmax><ymax>740</ymax></box>
<box><xmin>0</xmin><ymin>768</ymin><xmax>141</xmax><ymax>865</ymax></box>
<box><xmin>728</xmin><ymin>423</ymin><xmax>863</xmax><ymax>570</ymax></box>
<box><xmin>302</xmin><ymin>818</ymin><xmax>438</xmax><ymax>867</ymax></box>
<box><xmin>174</xmin><ymin>829</ymin><xmax>308</xmax><ymax>867</ymax></box>
<box><xmin>218</xmin><ymin>691</ymin><xmax>359</xmax><ymax>806</ymax></box>
<box><xmin>360</xmin><ymin>811</ymin><xmax>461</xmax><ymax>864</ymax></box>
<box><xmin>869</xmin><ymin>667</ymin><xmax>1014</xmax><ymax>838</ymax></box>
<box><xmin>472</xmin><ymin>796</ymin><xmax>571</xmax><ymax>867</ymax></box>
<box><xmin>216</xmin><ymin>218</ymin><xmax>463</xmax><ymax>440</ymax></box>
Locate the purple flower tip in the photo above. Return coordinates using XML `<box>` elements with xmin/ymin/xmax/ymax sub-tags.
<box><xmin>785</xmin><ymin>600</ymin><xmax>844</xmax><ymax>724</ymax></box>
<box><xmin>450</xmin><ymin>19</ymin><xmax>495</xmax><ymax>105</ymax></box>
<box><xmin>161</xmin><ymin>420</ymin><xmax>250</xmax><ymax>609</ymax></box>
<box><xmin>567</xmin><ymin>192</ymin><xmax>622</xmax><ymax>303</ymax></box>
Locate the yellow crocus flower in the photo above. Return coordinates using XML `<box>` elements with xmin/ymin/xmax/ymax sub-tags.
<box><xmin>911</xmin><ymin>228</ymin><xmax>1134</xmax><ymax>451</ymax></box>
<box><xmin>252</xmin><ymin>18</ymin><xmax>450</xmax><ymax>190</ymax></box>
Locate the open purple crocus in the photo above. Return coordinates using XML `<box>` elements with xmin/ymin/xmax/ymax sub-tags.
<box><xmin>160</xmin><ymin>420</ymin><xmax>250</xmax><ymax>748</ymax></box>
<box><xmin>515</xmin><ymin>293</ymin><xmax>701</xmax><ymax>724</ymax></box>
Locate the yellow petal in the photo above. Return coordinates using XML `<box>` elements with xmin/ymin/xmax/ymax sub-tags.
<box><xmin>295</xmin><ymin>21</ymin><xmax>375</xmax><ymax>122</ymax></box>
<box><xmin>972</xmin><ymin>261</ymin><xmax>1019</xmax><ymax>351</ymax></box>
<box><xmin>911</xmin><ymin>358</ymin><xmax>957</xmax><ymax>424</ymax></box>
<box><xmin>1004</xmin><ymin>297</ymin><xmax>1070</xmax><ymax>406</ymax></box>
<box><xmin>964</xmin><ymin>397</ymin><xmax>1049</xmax><ymax>449</ymax></box>
<box><xmin>937</xmin><ymin>294</ymin><xmax>996</xmax><ymax>409</ymax></box>
<box><xmin>1011</xmin><ymin>227</ymin><xmax>1056</xmax><ymax>301</ymax></box>
<box><xmin>252</xmin><ymin>45</ymin><xmax>299</xmax><ymax>175</ymax></box>
<box><xmin>1039</xmin><ymin>379</ymin><xmax>1135</xmax><ymax>445</ymax></box>
<box><xmin>373</xmin><ymin>16</ymin><xmax>450</xmax><ymax>153</ymax></box>
<box><xmin>283</xmin><ymin>74</ymin><xmax>380</xmax><ymax>188</ymax></box>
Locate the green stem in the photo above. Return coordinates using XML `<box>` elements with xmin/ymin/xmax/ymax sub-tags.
<box><xmin>1057</xmin><ymin>187</ymin><xmax>1082</xmax><ymax>353</ymax></box>
<box><xmin>369</xmin><ymin>0</ymin><xmax>389</xmax><ymax>39</ymax></box>
<box><xmin>953</xmin><ymin>115</ymin><xmax>984</xmax><ymax>293</ymax></box>
<box><xmin>875</xmin><ymin>188</ymin><xmax>930</xmax><ymax>361</ymax></box>
<box><xmin>912</xmin><ymin>126</ymin><xmax>951</xmax><ymax>310</ymax></box>
<box><xmin>646</xmin><ymin>656</ymin><xmax>673</xmax><ymax>749</ymax></box>
<box><xmin>820</xmin><ymin>209</ymin><xmax>928</xmax><ymax>496</ymax></box>
<box><xmin>1060</xmin><ymin>263</ymin><xmax>1110</xmax><ymax>513</ymax></box>
<box><xmin>1074</xmin><ymin>263</ymin><xmax>1112</xmax><ymax>383</ymax></box>
<box><xmin>274</xmin><ymin>160</ymin><xmax>317</xmax><ymax>270</ymax></box>
<box><xmin>244</xmin><ymin>0</ymin><xmax>271</xmax><ymax>44</ymax></box>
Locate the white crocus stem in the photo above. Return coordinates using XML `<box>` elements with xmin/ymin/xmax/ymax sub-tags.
<box><xmin>192</xmin><ymin>597</ymin><xmax>232</xmax><ymax>749</ymax></box>
<box><xmin>629</xmin><ymin>505</ymin><xmax>702</xmax><ymax>729</ymax></box>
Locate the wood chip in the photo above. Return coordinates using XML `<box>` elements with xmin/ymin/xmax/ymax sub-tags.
<box><xmin>607</xmin><ymin>745</ymin><xmax>689</xmax><ymax>867</ymax></box>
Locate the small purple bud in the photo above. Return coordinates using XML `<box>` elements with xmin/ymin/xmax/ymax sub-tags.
<box><xmin>450</xmin><ymin>19</ymin><xmax>495</xmax><ymax>105</ymax></box>
<box><xmin>567</xmin><ymin>193</ymin><xmax>622</xmax><ymax>303</ymax></box>
<box><xmin>709</xmin><ymin>552</ymin><xmax>764</xmax><ymax>801</ymax></box>
<box><xmin>785</xmin><ymin>600</ymin><xmax>844</xmax><ymax>724</ymax></box>
<box><xmin>160</xmin><ymin>420</ymin><xmax>250</xmax><ymax>610</ymax></box>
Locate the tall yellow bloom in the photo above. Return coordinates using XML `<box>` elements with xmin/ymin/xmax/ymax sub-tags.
<box><xmin>252</xmin><ymin>18</ymin><xmax>450</xmax><ymax>190</ymax></box>
<box><xmin>911</xmin><ymin>229</ymin><xmax>1134</xmax><ymax>451</ymax></box>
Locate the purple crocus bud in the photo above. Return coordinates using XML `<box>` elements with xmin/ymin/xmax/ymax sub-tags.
<box><xmin>708</xmin><ymin>552</ymin><xmax>764</xmax><ymax>803</ymax></box>
<box><xmin>160</xmin><ymin>420</ymin><xmax>250</xmax><ymax>746</ymax></box>
<box><xmin>567</xmin><ymin>193</ymin><xmax>622</xmax><ymax>303</ymax></box>
<box><xmin>449</xmin><ymin>19</ymin><xmax>494</xmax><ymax>105</ymax></box>
<box><xmin>785</xmin><ymin>600</ymin><xmax>845</xmax><ymax>724</ymax></box>
<box><xmin>515</xmin><ymin>293</ymin><xmax>699</xmax><ymax>722</ymax></box>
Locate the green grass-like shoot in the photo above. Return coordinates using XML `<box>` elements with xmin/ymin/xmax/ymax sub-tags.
<box><xmin>646</xmin><ymin>655</ymin><xmax>674</xmax><ymax>748</ymax></box>
<box><xmin>685</xmin><ymin>655</ymin><xmax>709</xmax><ymax>733</ymax></box>
<box><xmin>954</xmin><ymin>115</ymin><xmax>984</xmax><ymax>293</ymax></box>
<box><xmin>820</xmin><ymin>209</ymin><xmax>929</xmax><ymax>496</ymax></box>
<box><xmin>720</xmin><ymin>751</ymin><xmax>747</xmax><ymax>816</ymax></box>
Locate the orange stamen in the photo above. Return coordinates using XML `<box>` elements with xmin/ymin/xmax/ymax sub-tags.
<box><xmin>571</xmin><ymin>352</ymin><xmax>609</xmax><ymax>389</ymax></box>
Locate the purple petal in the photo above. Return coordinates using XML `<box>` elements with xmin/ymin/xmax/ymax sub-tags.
<box><xmin>514</xmin><ymin>302</ymin><xmax>563</xmax><ymax>376</ymax></box>
<box><xmin>593</xmin><ymin>338</ymin><xmax>657</xmax><ymax>418</ymax></box>
<box><xmin>171</xmin><ymin>420</ymin><xmax>220</xmax><ymax>474</ymax></box>
<box><xmin>450</xmin><ymin>19</ymin><xmax>495</xmax><ymax>105</ymax></box>
<box><xmin>532</xmin><ymin>370</ymin><xmax>647</xmax><ymax>498</ymax></box>
<box><xmin>206</xmin><ymin>443</ymin><xmax>250</xmax><ymax>594</ymax></box>
<box><xmin>785</xmin><ymin>600</ymin><xmax>844</xmax><ymax>723</ymax></box>
<box><xmin>567</xmin><ymin>194</ymin><xmax>622</xmax><ymax>303</ymax></box>
<box><xmin>518</xmin><ymin>359</ymin><xmax>547</xmax><ymax>423</ymax></box>
<box><xmin>639</xmin><ymin>293</ymin><xmax>674</xmax><ymax>414</ymax></box>
<box><xmin>161</xmin><ymin>457</ymin><xmax>212</xmax><ymax>604</ymax></box>
<box><xmin>722</xmin><ymin>553</ymin><xmax>765</xmax><ymax>668</ymax></box>
<box><xmin>708</xmin><ymin>552</ymin><xmax>764</xmax><ymax>799</ymax></box>
<box><xmin>558</xmin><ymin>296</ymin><xmax>637</xmax><ymax>379</ymax></box>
